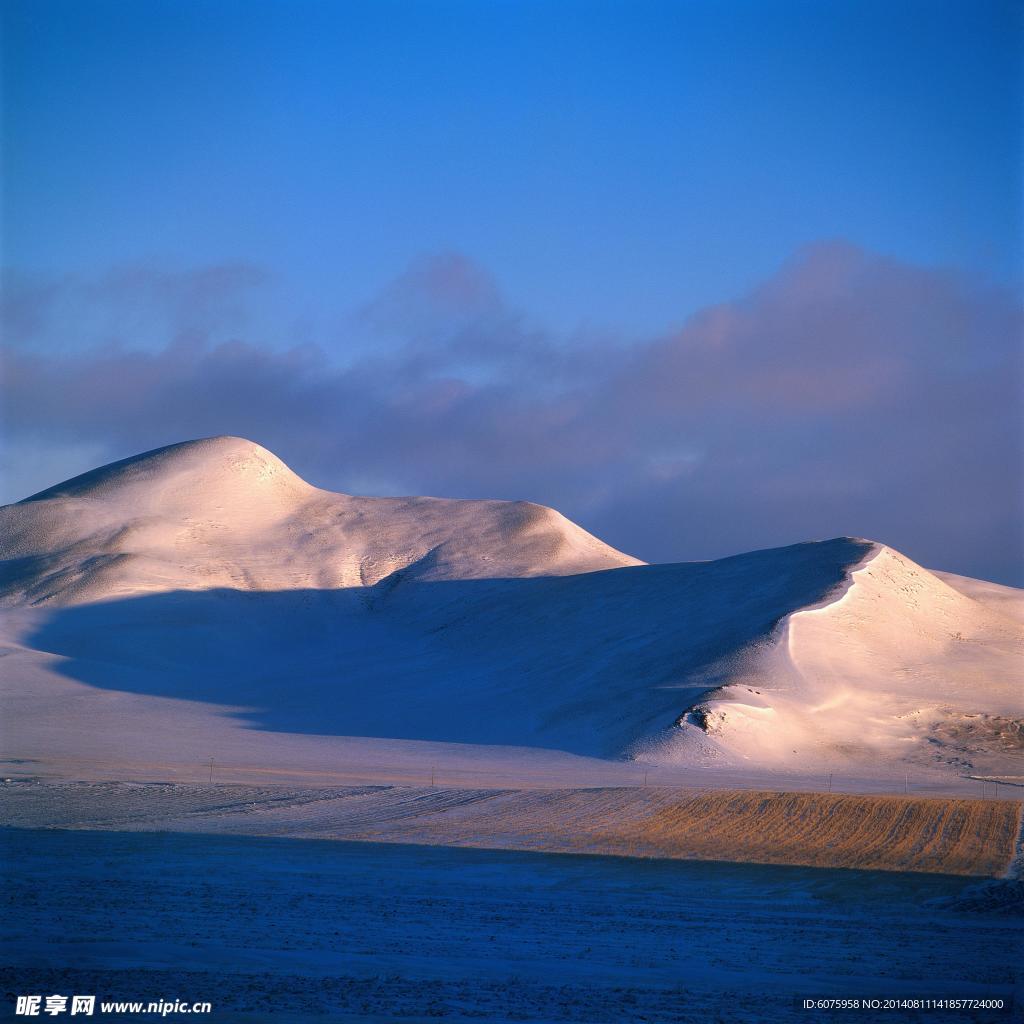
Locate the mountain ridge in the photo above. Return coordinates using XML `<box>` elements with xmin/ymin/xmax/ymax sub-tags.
<box><xmin>1</xmin><ymin>437</ymin><xmax>1020</xmax><ymax>780</ymax></box>
<box><xmin>0</xmin><ymin>436</ymin><xmax>643</xmax><ymax>606</ymax></box>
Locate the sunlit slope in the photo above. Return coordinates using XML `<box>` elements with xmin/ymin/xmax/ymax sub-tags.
<box><xmin>934</xmin><ymin>569</ymin><xmax>1024</xmax><ymax>624</ymax></box>
<box><xmin>645</xmin><ymin>546</ymin><xmax>1024</xmax><ymax>777</ymax></box>
<box><xmin>0</xmin><ymin>436</ymin><xmax>642</xmax><ymax>606</ymax></box>
<box><xmin>1</xmin><ymin>436</ymin><xmax>1020</xmax><ymax>778</ymax></box>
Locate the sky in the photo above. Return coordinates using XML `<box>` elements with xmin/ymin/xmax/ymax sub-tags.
<box><xmin>1</xmin><ymin>0</ymin><xmax>1022</xmax><ymax>583</ymax></box>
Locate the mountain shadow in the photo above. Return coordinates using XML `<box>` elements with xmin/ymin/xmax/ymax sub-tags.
<box><xmin>19</xmin><ymin>538</ymin><xmax>872</xmax><ymax>758</ymax></box>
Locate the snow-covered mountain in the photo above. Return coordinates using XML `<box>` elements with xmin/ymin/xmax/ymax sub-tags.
<box><xmin>1</xmin><ymin>437</ymin><xmax>1021</xmax><ymax>782</ymax></box>
<box><xmin>1</xmin><ymin>436</ymin><xmax>639</xmax><ymax>605</ymax></box>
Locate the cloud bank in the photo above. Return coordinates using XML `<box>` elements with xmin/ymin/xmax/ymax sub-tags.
<box><xmin>3</xmin><ymin>243</ymin><xmax>1021</xmax><ymax>584</ymax></box>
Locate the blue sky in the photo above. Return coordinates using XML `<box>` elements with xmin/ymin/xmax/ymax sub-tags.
<box><xmin>2</xmin><ymin>0</ymin><xmax>1022</xmax><ymax>582</ymax></box>
<box><xmin>5</xmin><ymin>0</ymin><xmax>1020</xmax><ymax>333</ymax></box>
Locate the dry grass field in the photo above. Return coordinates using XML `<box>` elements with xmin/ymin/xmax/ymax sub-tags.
<box><xmin>606</xmin><ymin>790</ymin><xmax>1023</xmax><ymax>875</ymax></box>
<box><xmin>4</xmin><ymin>780</ymin><xmax>1021</xmax><ymax>877</ymax></box>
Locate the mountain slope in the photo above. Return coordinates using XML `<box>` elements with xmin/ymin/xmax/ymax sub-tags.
<box><xmin>642</xmin><ymin>545</ymin><xmax>1024</xmax><ymax>778</ymax></box>
<box><xmin>0</xmin><ymin>436</ymin><xmax>642</xmax><ymax>606</ymax></box>
<box><xmin>1</xmin><ymin>437</ymin><xmax>1020</xmax><ymax>781</ymax></box>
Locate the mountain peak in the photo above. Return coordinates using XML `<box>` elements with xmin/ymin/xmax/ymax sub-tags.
<box><xmin>1</xmin><ymin>438</ymin><xmax>642</xmax><ymax>605</ymax></box>
<box><xmin>23</xmin><ymin>436</ymin><xmax>310</xmax><ymax>506</ymax></box>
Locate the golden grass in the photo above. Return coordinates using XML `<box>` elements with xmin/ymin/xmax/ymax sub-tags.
<box><xmin>318</xmin><ymin>786</ymin><xmax>1022</xmax><ymax>877</ymax></box>
<box><xmin>6</xmin><ymin>780</ymin><xmax>1019</xmax><ymax>877</ymax></box>
<box><xmin>591</xmin><ymin>790</ymin><xmax>1022</xmax><ymax>876</ymax></box>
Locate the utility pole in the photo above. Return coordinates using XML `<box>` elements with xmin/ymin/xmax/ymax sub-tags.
<box><xmin>430</xmin><ymin>765</ymin><xmax>435</xmax><ymax>788</ymax></box>
<box><xmin>827</xmin><ymin>772</ymin><xmax>832</xmax><ymax>794</ymax></box>
<box><xmin>208</xmin><ymin>757</ymin><xmax>214</xmax><ymax>785</ymax></box>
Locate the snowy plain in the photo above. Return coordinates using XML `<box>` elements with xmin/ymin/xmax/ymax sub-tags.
<box><xmin>2</xmin><ymin>828</ymin><xmax>1022</xmax><ymax>1024</ymax></box>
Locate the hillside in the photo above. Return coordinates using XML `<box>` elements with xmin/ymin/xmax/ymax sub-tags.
<box><xmin>1</xmin><ymin>437</ymin><xmax>1020</xmax><ymax>783</ymax></box>
<box><xmin>0</xmin><ymin>436</ymin><xmax>641</xmax><ymax>606</ymax></box>
<box><xmin>642</xmin><ymin>545</ymin><xmax>1024</xmax><ymax>779</ymax></box>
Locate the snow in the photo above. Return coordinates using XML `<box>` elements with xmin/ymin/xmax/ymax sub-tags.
<box><xmin>648</xmin><ymin>546</ymin><xmax>1024</xmax><ymax>779</ymax></box>
<box><xmin>3</xmin><ymin>828</ymin><xmax>1021</xmax><ymax>1023</ymax></box>
<box><xmin>1</xmin><ymin>436</ymin><xmax>1021</xmax><ymax>789</ymax></box>
<box><xmin>0</xmin><ymin>436</ymin><xmax>640</xmax><ymax>605</ymax></box>
<box><xmin>3</xmin><ymin>437</ymin><xmax>1022</xmax><ymax>1023</ymax></box>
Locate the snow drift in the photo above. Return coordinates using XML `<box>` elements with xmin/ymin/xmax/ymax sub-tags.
<box><xmin>1</xmin><ymin>436</ymin><xmax>1020</xmax><ymax>781</ymax></box>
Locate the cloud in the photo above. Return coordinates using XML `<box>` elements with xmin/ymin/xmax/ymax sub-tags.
<box><xmin>356</xmin><ymin>251</ymin><xmax>504</xmax><ymax>341</ymax></box>
<box><xmin>1</xmin><ymin>262</ymin><xmax>270</xmax><ymax>353</ymax></box>
<box><xmin>2</xmin><ymin>243</ymin><xmax>1021</xmax><ymax>584</ymax></box>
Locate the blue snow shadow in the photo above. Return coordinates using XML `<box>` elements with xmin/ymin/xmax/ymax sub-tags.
<box><xmin>20</xmin><ymin>538</ymin><xmax>872</xmax><ymax>756</ymax></box>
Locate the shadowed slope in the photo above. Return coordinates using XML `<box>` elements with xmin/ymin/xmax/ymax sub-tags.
<box><xmin>1</xmin><ymin>437</ymin><xmax>1020</xmax><ymax>777</ymax></box>
<box><xmin>10</xmin><ymin>539</ymin><xmax>871</xmax><ymax>758</ymax></box>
